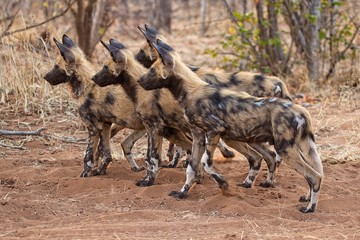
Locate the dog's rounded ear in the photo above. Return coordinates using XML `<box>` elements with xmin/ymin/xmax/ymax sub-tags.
<box><xmin>62</xmin><ymin>34</ymin><xmax>76</xmax><ymax>48</ymax></box>
<box><xmin>54</xmin><ymin>38</ymin><xmax>75</xmax><ymax>64</ymax></box>
<box><xmin>139</xmin><ymin>27</ymin><xmax>157</xmax><ymax>44</ymax></box>
<box><xmin>152</xmin><ymin>42</ymin><xmax>174</xmax><ymax>68</ymax></box>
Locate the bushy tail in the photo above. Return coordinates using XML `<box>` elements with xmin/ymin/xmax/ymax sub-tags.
<box><xmin>295</xmin><ymin>105</ymin><xmax>324</xmax><ymax>177</ymax></box>
<box><xmin>298</xmin><ymin>136</ymin><xmax>324</xmax><ymax>177</ymax></box>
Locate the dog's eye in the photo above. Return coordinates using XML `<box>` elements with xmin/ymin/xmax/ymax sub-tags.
<box><xmin>54</xmin><ymin>64</ymin><xmax>59</xmax><ymax>69</ymax></box>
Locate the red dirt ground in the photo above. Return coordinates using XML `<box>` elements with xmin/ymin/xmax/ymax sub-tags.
<box><xmin>1</xmin><ymin>95</ymin><xmax>360</xmax><ymax>239</ymax></box>
<box><xmin>1</xmin><ymin>9</ymin><xmax>360</xmax><ymax>237</ymax></box>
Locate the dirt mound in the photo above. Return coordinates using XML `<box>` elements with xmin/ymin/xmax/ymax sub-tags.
<box><xmin>1</xmin><ymin>105</ymin><xmax>360</xmax><ymax>239</ymax></box>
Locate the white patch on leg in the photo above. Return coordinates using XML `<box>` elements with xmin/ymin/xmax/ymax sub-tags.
<box><xmin>307</xmin><ymin>189</ymin><xmax>320</xmax><ymax>211</ymax></box>
<box><xmin>149</xmin><ymin>157</ymin><xmax>160</xmax><ymax>175</ymax></box>
<box><xmin>184</xmin><ymin>164</ymin><xmax>196</xmax><ymax>186</ymax></box>
<box><xmin>87</xmin><ymin>161</ymin><xmax>95</xmax><ymax>168</ymax></box>
<box><xmin>243</xmin><ymin>169</ymin><xmax>259</xmax><ymax>185</ymax></box>
<box><xmin>200</xmin><ymin>151</ymin><xmax>216</xmax><ymax>175</ymax></box>
<box><xmin>275</xmin><ymin>152</ymin><xmax>282</xmax><ymax>163</ymax></box>
<box><xmin>266</xmin><ymin>170</ymin><xmax>275</xmax><ymax>182</ymax></box>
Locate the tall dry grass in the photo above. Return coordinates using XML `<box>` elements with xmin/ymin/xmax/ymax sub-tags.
<box><xmin>0</xmin><ymin>26</ymin><xmax>77</xmax><ymax>118</ymax></box>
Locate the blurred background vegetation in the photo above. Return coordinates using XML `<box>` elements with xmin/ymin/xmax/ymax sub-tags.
<box><xmin>0</xmin><ymin>0</ymin><xmax>359</xmax><ymax>117</ymax></box>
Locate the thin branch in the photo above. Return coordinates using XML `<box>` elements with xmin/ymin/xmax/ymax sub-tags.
<box><xmin>0</xmin><ymin>9</ymin><xmax>19</xmax><ymax>39</ymax></box>
<box><xmin>221</xmin><ymin>0</ymin><xmax>260</xmax><ymax>61</ymax></box>
<box><xmin>0</xmin><ymin>127</ymin><xmax>47</xmax><ymax>136</ymax></box>
<box><xmin>0</xmin><ymin>15</ymin><xmax>14</xmax><ymax>23</ymax></box>
<box><xmin>221</xmin><ymin>0</ymin><xmax>240</xmax><ymax>26</ymax></box>
<box><xmin>326</xmin><ymin>20</ymin><xmax>360</xmax><ymax>79</ymax></box>
<box><xmin>0</xmin><ymin>0</ymin><xmax>77</xmax><ymax>40</ymax></box>
<box><xmin>91</xmin><ymin>19</ymin><xmax>115</xmax><ymax>55</ymax></box>
<box><xmin>216</xmin><ymin>51</ymin><xmax>242</xmax><ymax>58</ymax></box>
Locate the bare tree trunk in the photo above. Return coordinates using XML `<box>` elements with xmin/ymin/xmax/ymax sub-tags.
<box><xmin>282</xmin><ymin>0</ymin><xmax>321</xmax><ymax>86</ymax></box>
<box><xmin>200</xmin><ymin>0</ymin><xmax>207</xmax><ymax>36</ymax></box>
<box><xmin>282</xmin><ymin>0</ymin><xmax>306</xmax><ymax>53</ymax></box>
<box><xmin>74</xmin><ymin>0</ymin><xmax>114</xmax><ymax>57</ymax></box>
<box><xmin>119</xmin><ymin>0</ymin><xmax>129</xmax><ymax>33</ymax></box>
<box><xmin>149</xmin><ymin>0</ymin><xmax>172</xmax><ymax>33</ymax></box>
<box><xmin>255</xmin><ymin>0</ymin><xmax>270</xmax><ymax>73</ymax></box>
<box><xmin>239</xmin><ymin>0</ymin><xmax>247</xmax><ymax>70</ymax></box>
<box><xmin>267</xmin><ymin>0</ymin><xmax>285</xmax><ymax>72</ymax></box>
<box><xmin>304</xmin><ymin>0</ymin><xmax>321</xmax><ymax>86</ymax></box>
<box><xmin>327</xmin><ymin>0</ymin><xmax>339</xmax><ymax>78</ymax></box>
<box><xmin>242</xmin><ymin>0</ymin><xmax>247</xmax><ymax>14</ymax></box>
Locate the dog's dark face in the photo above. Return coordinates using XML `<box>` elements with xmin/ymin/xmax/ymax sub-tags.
<box><xmin>135</xmin><ymin>25</ymin><xmax>160</xmax><ymax>68</ymax></box>
<box><xmin>92</xmin><ymin>64</ymin><xmax>119</xmax><ymax>87</ymax></box>
<box><xmin>44</xmin><ymin>36</ymin><xmax>78</xmax><ymax>85</ymax></box>
<box><xmin>93</xmin><ymin>39</ymin><xmax>131</xmax><ymax>87</ymax></box>
<box><xmin>138</xmin><ymin>59</ymin><xmax>170</xmax><ymax>90</ymax></box>
<box><xmin>44</xmin><ymin>62</ymin><xmax>69</xmax><ymax>85</ymax></box>
<box><xmin>134</xmin><ymin>47</ymin><xmax>156</xmax><ymax>68</ymax></box>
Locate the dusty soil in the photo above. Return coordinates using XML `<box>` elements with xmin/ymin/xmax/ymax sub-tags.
<box><xmin>1</xmin><ymin>94</ymin><xmax>360</xmax><ymax>239</ymax></box>
<box><xmin>1</xmin><ymin>10</ymin><xmax>360</xmax><ymax>238</ymax></box>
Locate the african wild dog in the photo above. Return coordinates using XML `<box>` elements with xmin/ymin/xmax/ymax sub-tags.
<box><xmin>192</xmin><ymin>69</ymin><xmax>292</xmax><ymax>102</ymax></box>
<box><xmin>44</xmin><ymin>34</ymin><xmax>147</xmax><ymax>176</ymax></box>
<box><xmin>137</xmin><ymin>25</ymin><xmax>293</xmax><ymax>166</ymax></box>
<box><xmin>138</xmin><ymin>26</ymin><xmax>289</xmax><ymax>177</ymax></box>
<box><xmin>95</xmin><ymin>39</ymin><xmax>282</xmax><ymax>189</ymax></box>
<box><xmin>137</xmin><ymin>24</ymin><xmax>292</xmax><ymax>102</ymax></box>
<box><xmin>92</xmin><ymin>39</ymin><xmax>195</xmax><ymax>186</ymax></box>
<box><xmin>138</xmin><ymin>38</ymin><xmax>324</xmax><ymax>213</ymax></box>
<box><xmin>114</xmin><ymin>35</ymin><xmax>234</xmax><ymax>167</ymax></box>
<box><xmin>134</xmin><ymin>24</ymin><xmax>167</xmax><ymax>68</ymax></box>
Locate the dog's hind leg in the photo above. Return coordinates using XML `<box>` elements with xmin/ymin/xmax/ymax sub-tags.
<box><xmin>122</xmin><ymin>130</ymin><xmax>147</xmax><ymax>172</ymax></box>
<box><xmin>222</xmin><ymin>139</ymin><xmax>263</xmax><ymax>188</ymax></box>
<box><xmin>249</xmin><ymin>143</ymin><xmax>277</xmax><ymax>188</ymax></box>
<box><xmin>169</xmin><ymin>127</ymin><xmax>205</xmax><ymax>199</ymax></box>
<box><xmin>217</xmin><ymin>139</ymin><xmax>235</xmax><ymax>158</ymax></box>
<box><xmin>278</xmin><ymin>145</ymin><xmax>323</xmax><ymax>213</ymax></box>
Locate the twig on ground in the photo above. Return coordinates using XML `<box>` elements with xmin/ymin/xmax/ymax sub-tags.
<box><xmin>42</xmin><ymin>134</ymin><xmax>88</xmax><ymax>144</ymax></box>
<box><xmin>0</xmin><ymin>127</ymin><xmax>47</xmax><ymax>136</ymax></box>
<box><xmin>0</xmin><ymin>127</ymin><xmax>87</xmax><ymax>147</ymax></box>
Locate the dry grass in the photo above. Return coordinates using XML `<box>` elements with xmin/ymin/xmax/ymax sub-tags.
<box><xmin>0</xmin><ymin>40</ymin><xmax>77</xmax><ymax>116</ymax></box>
<box><xmin>0</xmin><ymin>16</ymin><xmax>77</xmax><ymax>117</ymax></box>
